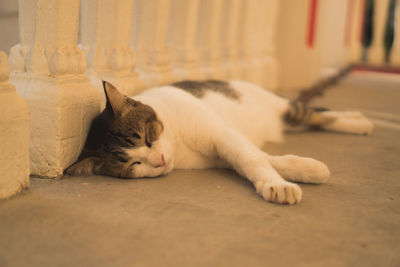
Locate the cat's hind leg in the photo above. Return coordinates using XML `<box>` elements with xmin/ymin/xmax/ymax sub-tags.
<box><xmin>285</xmin><ymin>101</ymin><xmax>374</xmax><ymax>135</ymax></box>
<box><xmin>318</xmin><ymin>111</ymin><xmax>374</xmax><ymax>135</ymax></box>
<box><xmin>267</xmin><ymin>155</ymin><xmax>330</xmax><ymax>184</ymax></box>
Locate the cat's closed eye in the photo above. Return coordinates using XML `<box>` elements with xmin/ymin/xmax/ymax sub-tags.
<box><xmin>111</xmin><ymin>151</ymin><xmax>129</xmax><ymax>162</ymax></box>
<box><xmin>132</xmin><ymin>133</ymin><xmax>141</xmax><ymax>139</ymax></box>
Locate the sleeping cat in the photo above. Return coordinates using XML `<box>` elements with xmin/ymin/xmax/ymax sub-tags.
<box><xmin>66</xmin><ymin>80</ymin><xmax>373</xmax><ymax>205</ymax></box>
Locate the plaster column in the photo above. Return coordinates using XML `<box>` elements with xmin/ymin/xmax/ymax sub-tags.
<box><xmin>221</xmin><ymin>0</ymin><xmax>243</xmax><ymax>80</ymax></box>
<box><xmin>349</xmin><ymin>0</ymin><xmax>365</xmax><ymax>63</ymax></box>
<box><xmin>368</xmin><ymin>0</ymin><xmax>390</xmax><ymax>64</ymax></box>
<box><xmin>0</xmin><ymin>52</ymin><xmax>29</xmax><ymax>199</ymax></box>
<box><xmin>261</xmin><ymin>0</ymin><xmax>280</xmax><ymax>90</ymax></box>
<box><xmin>80</xmin><ymin>0</ymin><xmax>143</xmax><ymax>96</ymax></box>
<box><xmin>169</xmin><ymin>0</ymin><xmax>203</xmax><ymax>80</ymax></box>
<box><xmin>319</xmin><ymin>0</ymin><xmax>351</xmax><ymax>70</ymax></box>
<box><xmin>276</xmin><ymin>0</ymin><xmax>323</xmax><ymax>91</ymax></box>
<box><xmin>240</xmin><ymin>0</ymin><xmax>266</xmax><ymax>86</ymax></box>
<box><xmin>389</xmin><ymin>0</ymin><xmax>400</xmax><ymax>65</ymax></box>
<box><xmin>196</xmin><ymin>0</ymin><xmax>226</xmax><ymax>79</ymax></box>
<box><xmin>9</xmin><ymin>0</ymin><xmax>101</xmax><ymax>178</ymax></box>
<box><xmin>134</xmin><ymin>0</ymin><xmax>177</xmax><ymax>88</ymax></box>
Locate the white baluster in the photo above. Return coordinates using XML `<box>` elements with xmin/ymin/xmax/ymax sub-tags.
<box><xmin>9</xmin><ymin>0</ymin><xmax>101</xmax><ymax>177</ymax></box>
<box><xmin>262</xmin><ymin>0</ymin><xmax>280</xmax><ymax>90</ymax></box>
<box><xmin>169</xmin><ymin>0</ymin><xmax>204</xmax><ymax>80</ymax></box>
<box><xmin>368</xmin><ymin>0</ymin><xmax>390</xmax><ymax>64</ymax></box>
<box><xmin>0</xmin><ymin>51</ymin><xmax>30</xmax><ymax>199</ymax></box>
<box><xmin>390</xmin><ymin>0</ymin><xmax>400</xmax><ymax>65</ymax></box>
<box><xmin>8</xmin><ymin>0</ymin><xmax>33</xmax><ymax>74</ymax></box>
<box><xmin>221</xmin><ymin>0</ymin><xmax>243</xmax><ymax>80</ymax></box>
<box><xmin>275</xmin><ymin>0</ymin><xmax>322</xmax><ymax>91</ymax></box>
<box><xmin>196</xmin><ymin>0</ymin><xmax>226</xmax><ymax>79</ymax></box>
<box><xmin>349</xmin><ymin>0</ymin><xmax>365</xmax><ymax>63</ymax></box>
<box><xmin>240</xmin><ymin>0</ymin><xmax>264</xmax><ymax>85</ymax></box>
<box><xmin>80</xmin><ymin>0</ymin><xmax>143</xmax><ymax>96</ymax></box>
<box><xmin>134</xmin><ymin>0</ymin><xmax>177</xmax><ymax>88</ymax></box>
<box><xmin>241</xmin><ymin>0</ymin><xmax>279</xmax><ymax>88</ymax></box>
<box><xmin>319</xmin><ymin>0</ymin><xmax>351</xmax><ymax>70</ymax></box>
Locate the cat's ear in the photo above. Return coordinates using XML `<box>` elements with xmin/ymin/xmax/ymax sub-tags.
<box><xmin>103</xmin><ymin>81</ymin><xmax>127</xmax><ymax>115</ymax></box>
<box><xmin>146</xmin><ymin>120</ymin><xmax>164</xmax><ymax>143</ymax></box>
<box><xmin>65</xmin><ymin>157</ymin><xmax>102</xmax><ymax>176</ymax></box>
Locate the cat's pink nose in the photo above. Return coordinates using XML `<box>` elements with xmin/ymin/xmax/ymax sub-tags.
<box><xmin>156</xmin><ymin>155</ymin><xmax>166</xmax><ymax>167</ymax></box>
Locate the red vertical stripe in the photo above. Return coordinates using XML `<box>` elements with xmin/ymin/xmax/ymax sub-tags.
<box><xmin>307</xmin><ymin>0</ymin><xmax>319</xmax><ymax>48</ymax></box>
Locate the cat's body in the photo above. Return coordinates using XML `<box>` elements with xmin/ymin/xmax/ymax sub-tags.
<box><xmin>136</xmin><ymin>80</ymin><xmax>286</xmax><ymax>168</ymax></box>
<box><xmin>67</xmin><ymin>80</ymin><xmax>374</xmax><ymax>205</ymax></box>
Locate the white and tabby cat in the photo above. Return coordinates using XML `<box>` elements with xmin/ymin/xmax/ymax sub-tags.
<box><xmin>66</xmin><ymin>80</ymin><xmax>373</xmax><ymax>205</ymax></box>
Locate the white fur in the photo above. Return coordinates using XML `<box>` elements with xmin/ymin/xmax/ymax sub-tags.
<box><xmin>320</xmin><ymin>111</ymin><xmax>374</xmax><ymax>135</ymax></box>
<box><xmin>127</xmin><ymin>80</ymin><xmax>371</xmax><ymax>205</ymax></box>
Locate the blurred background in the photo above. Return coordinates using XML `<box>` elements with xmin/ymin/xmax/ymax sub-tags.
<box><xmin>1</xmin><ymin>0</ymin><xmax>399</xmax><ymax>93</ymax></box>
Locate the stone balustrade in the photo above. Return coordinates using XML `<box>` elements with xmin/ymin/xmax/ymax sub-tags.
<box><xmin>276</xmin><ymin>0</ymin><xmax>400</xmax><ymax>92</ymax></box>
<box><xmin>391</xmin><ymin>0</ymin><xmax>400</xmax><ymax>65</ymax></box>
<box><xmin>221</xmin><ymin>0</ymin><xmax>243</xmax><ymax>80</ymax></box>
<box><xmin>80</xmin><ymin>0</ymin><xmax>143</xmax><ymax>96</ymax></box>
<box><xmin>366</xmin><ymin>0</ymin><xmax>391</xmax><ymax>64</ymax></box>
<box><xmin>9</xmin><ymin>0</ymin><xmax>101</xmax><ymax>178</ymax></box>
<box><xmin>0</xmin><ymin>51</ymin><xmax>30</xmax><ymax>199</ymax></box>
<box><xmin>169</xmin><ymin>0</ymin><xmax>204</xmax><ymax>80</ymax></box>
<box><xmin>5</xmin><ymin>0</ymin><xmax>280</xmax><ymax>182</ymax></box>
<box><xmin>352</xmin><ymin>0</ymin><xmax>400</xmax><ymax>65</ymax></box>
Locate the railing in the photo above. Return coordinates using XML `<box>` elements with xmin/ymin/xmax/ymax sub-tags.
<box><xmin>351</xmin><ymin>0</ymin><xmax>400</xmax><ymax>66</ymax></box>
<box><xmin>1</xmin><ymin>0</ymin><xmax>399</xmax><ymax>198</ymax></box>
<box><xmin>0</xmin><ymin>51</ymin><xmax>30</xmax><ymax>199</ymax></box>
<box><xmin>278</xmin><ymin>0</ymin><xmax>400</xmax><ymax>92</ymax></box>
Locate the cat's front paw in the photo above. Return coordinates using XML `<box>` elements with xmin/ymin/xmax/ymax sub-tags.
<box><xmin>255</xmin><ymin>181</ymin><xmax>302</xmax><ymax>205</ymax></box>
<box><xmin>269</xmin><ymin>155</ymin><xmax>330</xmax><ymax>184</ymax></box>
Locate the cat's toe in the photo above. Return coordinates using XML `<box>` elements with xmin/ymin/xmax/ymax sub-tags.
<box><xmin>257</xmin><ymin>182</ymin><xmax>302</xmax><ymax>205</ymax></box>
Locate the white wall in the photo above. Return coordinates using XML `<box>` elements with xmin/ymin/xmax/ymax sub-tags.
<box><xmin>319</xmin><ymin>0</ymin><xmax>350</xmax><ymax>70</ymax></box>
<box><xmin>276</xmin><ymin>0</ymin><xmax>352</xmax><ymax>91</ymax></box>
<box><xmin>276</xmin><ymin>0</ymin><xmax>322</xmax><ymax>91</ymax></box>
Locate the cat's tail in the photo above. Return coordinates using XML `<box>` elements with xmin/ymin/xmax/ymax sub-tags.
<box><xmin>284</xmin><ymin>100</ymin><xmax>335</xmax><ymax>127</ymax></box>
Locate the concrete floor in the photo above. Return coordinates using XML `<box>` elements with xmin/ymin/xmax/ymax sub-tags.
<box><xmin>1</xmin><ymin>72</ymin><xmax>399</xmax><ymax>267</ymax></box>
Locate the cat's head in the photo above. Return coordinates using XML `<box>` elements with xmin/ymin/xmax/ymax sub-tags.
<box><xmin>66</xmin><ymin>81</ymin><xmax>172</xmax><ymax>178</ymax></box>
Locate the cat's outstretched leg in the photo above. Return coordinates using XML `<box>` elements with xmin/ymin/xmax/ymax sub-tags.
<box><xmin>317</xmin><ymin>111</ymin><xmax>373</xmax><ymax>135</ymax></box>
<box><xmin>209</xmin><ymin>128</ymin><xmax>302</xmax><ymax>205</ymax></box>
<box><xmin>267</xmin><ymin>155</ymin><xmax>330</xmax><ymax>184</ymax></box>
<box><xmin>285</xmin><ymin>101</ymin><xmax>374</xmax><ymax>135</ymax></box>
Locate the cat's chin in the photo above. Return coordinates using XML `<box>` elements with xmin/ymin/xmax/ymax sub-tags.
<box><xmin>134</xmin><ymin>162</ymin><xmax>173</xmax><ymax>178</ymax></box>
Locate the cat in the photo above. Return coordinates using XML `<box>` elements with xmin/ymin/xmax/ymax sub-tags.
<box><xmin>66</xmin><ymin>80</ymin><xmax>373</xmax><ymax>205</ymax></box>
